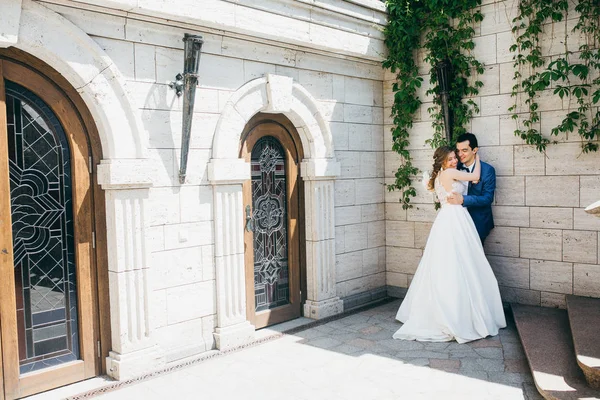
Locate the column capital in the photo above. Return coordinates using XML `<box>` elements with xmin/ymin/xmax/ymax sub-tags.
<box><xmin>97</xmin><ymin>159</ymin><xmax>153</xmax><ymax>190</ymax></box>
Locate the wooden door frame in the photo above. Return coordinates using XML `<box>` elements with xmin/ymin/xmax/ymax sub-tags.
<box><xmin>240</xmin><ymin>113</ymin><xmax>306</xmax><ymax>328</ymax></box>
<box><xmin>0</xmin><ymin>49</ymin><xmax>110</xmax><ymax>398</ymax></box>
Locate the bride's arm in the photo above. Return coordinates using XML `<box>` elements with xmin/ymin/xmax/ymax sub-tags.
<box><xmin>445</xmin><ymin>154</ymin><xmax>481</xmax><ymax>182</ymax></box>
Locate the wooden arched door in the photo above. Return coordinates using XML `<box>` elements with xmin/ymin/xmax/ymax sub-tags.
<box><xmin>0</xmin><ymin>59</ymin><xmax>99</xmax><ymax>399</ymax></box>
<box><xmin>240</xmin><ymin>115</ymin><xmax>305</xmax><ymax>329</ymax></box>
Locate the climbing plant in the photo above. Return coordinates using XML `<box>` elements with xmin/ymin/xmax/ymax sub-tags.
<box><xmin>510</xmin><ymin>0</ymin><xmax>600</xmax><ymax>153</ymax></box>
<box><xmin>383</xmin><ymin>0</ymin><xmax>485</xmax><ymax>209</ymax></box>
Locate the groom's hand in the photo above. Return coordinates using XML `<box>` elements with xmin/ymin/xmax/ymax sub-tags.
<box><xmin>447</xmin><ymin>192</ymin><xmax>464</xmax><ymax>205</ymax></box>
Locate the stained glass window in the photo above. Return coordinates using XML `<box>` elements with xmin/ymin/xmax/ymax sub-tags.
<box><xmin>5</xmin><ymin>81</ymin><xmax>79</xmax><ymax>374</ymax></box>
<box><xmin>251</xmin><ymin>136</ymin><xmax>290</xmax><ymax>312</ymax></box>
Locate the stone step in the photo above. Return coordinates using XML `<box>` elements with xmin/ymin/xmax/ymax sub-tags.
<box><xmin>511</xmin><ymin>304</ymin><xmax>600</xmax><ymax>400</ymax></box>
<box><xmin>567</xmin><ymin>295</ymin><xmax>600</xmax><ymax>390</ymax></box>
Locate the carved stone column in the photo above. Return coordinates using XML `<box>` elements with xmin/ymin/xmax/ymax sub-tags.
<box><xmin>301</xmin><ymin>159</ymin><xmax>344</xmax><ymax>319</ymax></box>
<box><xmin>97</xmin><ymin>159</ymin><xmax>164</xmax><ymax>380</ymax></box>
<box><xmin>208</xmin><ymin>159</ymin><xmax>255</xmax><ymax>350</ymax></box>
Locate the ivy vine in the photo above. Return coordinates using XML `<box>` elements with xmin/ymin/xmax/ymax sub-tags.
<box><xmin>510</xmin><ymin>0</ymin><xmax>600</xmax><ymax>152</ymax></box>
<box><xmin>383</xmin><ymin>0</ymin><xmax>485</xmax><ymax>209</ymax></box>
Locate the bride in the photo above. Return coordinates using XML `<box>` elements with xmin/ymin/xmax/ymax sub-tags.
<box><xmin>393</xmin><ymin>146</ymin><xmax>506</xmax><ymax>343</ymax></box>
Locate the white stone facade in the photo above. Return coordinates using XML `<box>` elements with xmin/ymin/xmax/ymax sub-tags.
<box><xmin>2</xmin><ymin>0</ymin><xmax>388</xmax><ymax>380</ymax></box>
<box><xmin>384</xmin><ymin>0</ymin><xmax>600</xmax><ymax>310</ymax></box>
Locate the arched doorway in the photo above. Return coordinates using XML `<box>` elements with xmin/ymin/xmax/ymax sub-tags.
<box><xmin>240</xmin><ymin>114</ymin><xmax>306</xmax><ymax>328</ymax></box>
<box><xmin>0</xmin><ymin>51</ymin><xmax>105</xmax><ymax>399</ymax></box>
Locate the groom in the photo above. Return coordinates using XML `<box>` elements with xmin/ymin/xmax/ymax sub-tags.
<box><xmin>447</xmin><ymin>133</ymin><xmax>496</xmax><ymax>245</ymax></box>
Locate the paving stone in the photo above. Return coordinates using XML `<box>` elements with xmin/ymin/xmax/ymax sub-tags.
<box><xmin>421</xmin><ymin>342</ymin><xmax>451</xmax><ymax>351</ymax></box>
<box><xmin>329</xmin><ymin>343</ymin><xmax>363</xmax><ymax>355</ymax></box>
<box><xmin>395</xmin><ymin>350</ymin><xmax>450</xmax><ymax>359</ymax></box>
<box><xmin>402</xmin><ymin>357</ymin><xmax>430</xmax><ymax>367</ymax></box>
<box><xmin>504</xmin><ymin>358</ymin><xmax>530</xmax><ymax>373</ymax></box>
<box><xmin>502</xmin><ymin>343</ymin><xmax>526</xmax><ymax>360</ymax></box>
<box><xmin>346</xmin><ymin>338</ymin><xmax>375</xmax><ymax>349</ymax></box>
<box><xmin>378</xmin><ymin>338</ymin><xmax>425</xmax><ymax>351</ymax></box>
<box><xmin>306</xmin><ymin>337</ymin><xmax>342</xmax><ymax>349</ymax></box>
<box><xmin>488</xmin><ymin>372</ymin><xmax>527</xmax><ymax>386</ymax></box>
<box><xmin>473</xmin><ymin>347</ymin><xmax>505</xmax><ymax>359</ymax></box>
<box><xmin>470</xmin><ymin>337</ymin><xmax>503</xmax><ymax>348</ymax></box>
<box><xmin>430</xmin><ymin>359</ymin><xmax>461</xmax><ymax>372</ymax></box>
<box><xmin>460</xmin><ymin>358</ymin><xmax>506</xmax><ymax>372</ymax></box>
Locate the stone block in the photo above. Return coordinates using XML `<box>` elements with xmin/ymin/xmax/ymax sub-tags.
<box><xmin>344</xmin><ymin>223</ymin><xmax>369</xmax><ymax>252</ymax></box>
<box><xmin>335</xmin><ymin>205</ymin><xmax>362</xmax><ymax>226</ymax></box>
<box><xmin>221</xmin><ymin>36</ymin><xmax>296</xmax><ymax>67</ymax></box>
<box><xmin>386</xmin><ymin>221</ymin><xmax>415</xmax><ymax>248</ymax></box>
<box><xmin>93</xmin><ymin>37</ymin><xmax>134</xmax><ymax>80</ymax></box>
<box><xmin>360</xmin><ymin>152</ymin><xmax>378</xmax><ymax>178</ymax></box>
<box><xmin>540</xmin><ymin>292</ymin><xmax>566</xmax><ymax>309</ymax></box>
<box><xmin>580</xmin><ymin>176</ymin><xmax>600</xmax><ymax>208</ymax></box>
<box><xmin>244</xmin><ymin>60</ymin><xmax>277</xmax><ymax>82</ymax></box>
<box><xmin>335</xmin><ymin>251</ymin><xmax>363</xmax><ymax>282</ymax></box>
<box><xmin>197</xmin><ymin>53</ymin><xmax>246</xmax><ymax>90</ymax></box>
<box><xmin>338</xmin><ymin>151</ymin><xmax>361</xmax><ymax>179</ymax></box>
<box><xmin>472</xmin><ymin>34</ymin><xmax>497</xmax><ymax>65</ymax></box>
<box><xmin>331</xmin><ymin>122</ymin><xmax>349</xmax><ymax>151</ymax></box>
<box><xmin>344</xmin><ymin>76</ymin><xmax>374</xmax><ymax>106</ymax></box>
<box><xmin>166</xmin><ymin>281</ymin><xmax>216</xmax><ymax>324</ymax></box>
<box><xmin>334</xmin><ymin>180</ymin><xmax>355</xmax><ymax>206</ymax></box>
<box><xmin>387</xmin><ymin>247</ymin><xmax>422</xmax><ymax>275</ymax></box>
<box><xmin>497</xmin><ymin>31</ymin><xmax>515</xmax><ymax>63</ymax></box>
<box><xmin>54</xmin><ymin>5</ymin><xmax>126</xmax><ymax>39</ymax></box>
<box><xmin>478</xmin><ymin>146</ymin><xmax>513</xmax><ymax>176</ymax></box>
<box><xmin>385</xmin><ymin>203</ymin><xmax>407</xmax><ymax>221</ymax></box>
<box><xmin>336</xmin><ymin>273</ymin><xmax>385</xmax><ymax>298</ymax></box>
<box><xmin>386</xmin><ymin>272</ymin><xmax>408</xmax><ymax>288</ymax></box>
<box><xmin>495</xmin><ymin>177</ymin><xmax>524</xmax><ymax>206</ymax></box>
<box><xmin>298</xmin><ymin>69</ymin><xmax>333</xmax><ymax>100</ymax></box>
<box><xmin>520</xmin><ymin>228</ymin><xmax>562</xmax><ymax>261</ymax></box>
<box><xmin>151</xmin><ymin>289</ymin><xmax>167</xmax><ymax>329</ymax></box>
<box><xmin>368</xmin><ymin>221</ymin><xmax>385</xmax><ymax>248</ymax></box>
<box><xmin>134</xmin><ymin>43</ymin><xmax>156</xmax><ymax>82</ymax></box>
<box><xmin>363</xmin><ymin>247</ymin><xmax>384</xmax><ymax>275</ymax></box>
<box><xmin>201</xmin><ymin>245</ymin><xmax>215</xmax><ymax>282</ymax></box>
<box><xmin>155</xmin><ymin>318</ymin><xmax>205</xmax><ymax>362</ymax></box>
<box><xmin>563</xmin><ymin>230</ymin><xmax>598</xmax><ymax>264</ymax></box>
<box><xmin>514</xmin><ymin>145</ymin><xmax>545</xmax><ymax>175</ymax></box>
<box><xmin>471</xmin><ymin>115</ymin><xmax>500</xmax><ymax>146</ymax></box>
<box><xmin>573</xmin><ymin>263</ymin><xmax>600</xmax><ymax>297</ymax></box>
<box><xmin>361</xmin><ymin>203</ymin><xmax>384</xmax><ymax>223</ymax></box>
<box><xmin>481</xmin><ymin>94</ymin><xmax>513</xmax><ymax>116</ymax></box>
<box><xmin>484</xmin><ymin>227</ymin><xmax>520</xmax><ymax>257</ymax></box>
<box><xmin>525</xmin><ymin>176</ymin><xmax>579</xmax><ymax>207</ymax></box>
<box><xmin>488</xmin><ymin>255</ymin><xmax>530</xmax><ymax>289</ymax></box>
<box><xmin>152</xmin><ymin>247</ymin><xmax>204</xmax><ymax>290</ymax></box>
<box><xmin>476</xmin><ymin>65</ymin><xmax>500</xmax><ymax>97</ymax></box>
<box><xmin>499</xmin><ymin>286</ymin><xmax>541</xmax><ymax>306</ymax></box>
<box><xmin>149</xmin><ymin>188</ymin><xmax>180</xmax><ymax>226</ymax></box>
<box><xmin>481</xmin><ymin>3</ymin><xmax>518</xmax><ymax>35</ymax></box>
<box><xmin>500</xmin><ymin>113</ymin><xmax>540</xmax><ymax>146</ymax></box>
<box><xmin>335</xmin><ymin>226</ymin><xmax>345</xmax><ymax>254</ymax></box>
<box><xmin>529</xmin><ymin>207</ymin><xmax>573</xmax><ymax>230</ymax></box>
<box><xmin>498</xmin><ymin>62</ymin><xmax>514</xmax><ymax>94</ymax></box>
<box><xmin>530</xmin><ymin>260</ymin><xmax>573</xmax><ymax>294</ymax></box>
<box><xmin>179</xmin><ymin>185</ymin><xmax>213</xmax><ymax>223</ymax></box>
<box><xmin>574</xmin><ymin>208</ymin><xmax>600</xmax><ymax>231</ymax></box>
<box><xmin>344</xmin><ymin>104</ymin><xmax>373</xmax><ymax>124</ymax></box>
<box><xmin>491</xmin><ymin>206</ymin><xmax>529</xmax><ymax>227</ymax></box>
<box><xmin>546</xmin><ymin>143</ymin><xmax>600</xmax><ymax>176</ymax></box>
<box><xmin>349</xmin><ymin>124</ymin><xmax>374</xmax><ymax>151</ymax></box>
<box><xmin>407</xmin><ymin>204</ymin><xmax>438</xmax><ymax>223</ymax></box>
<box><xmin>163</xmin><ymin>221</ymin><xmax>214</xmax><ymax>250</ymax></box>
<box><xmin>355</xmin><ymin>179</ymin><xmax>384</xmax><ymax>205</ymax></box>
<box><xmin>406</xmin><ymin>122</ymin><xmax>435</xmax><ymax>150</ymax></box>
<box><xmin>414</xmin><ymin>222</ymin><xmax>433</xmax><ymax>249</ymax></box>
<box><xmin>384</xmin><ymin>151</ymin><xmax>403</xmax><ymax>179</ymax></box>
<box><xmin>147</xmin><ymin>226</ymin><xmax>165</xmax><ymax>253</ymax></box>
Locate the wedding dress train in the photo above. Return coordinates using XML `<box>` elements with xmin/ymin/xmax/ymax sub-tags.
<box><xmin>393</xmin><ymin>178</ymin><xmax>506</xmax><ymax>343</ymax></box>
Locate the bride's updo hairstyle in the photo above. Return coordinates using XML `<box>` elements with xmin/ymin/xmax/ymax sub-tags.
<box><xmin>427</xmin><ymin>145</ymin><xmax>456</xmax><ymax>191</ymax></box>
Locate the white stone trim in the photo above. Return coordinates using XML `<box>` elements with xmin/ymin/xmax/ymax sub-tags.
<box><xmin>11</xmin><ymin>0</ymin><xmax>160</xmax><ymax>379</ymax></box>
<box><xmin>0</xmin><ymin>0</ymin><xmax>22</xmax><ymax>47</ymax></box>
<box><xmin>210</xmin><ymin>73</ymin><xmax>341</xmax><ymax>348</ymax></box>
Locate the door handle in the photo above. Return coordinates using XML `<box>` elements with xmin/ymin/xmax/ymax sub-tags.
<box><xmin>245</xmin><ymin>205</ymin><xmax>254</xmax><ymax>232</ymax></box>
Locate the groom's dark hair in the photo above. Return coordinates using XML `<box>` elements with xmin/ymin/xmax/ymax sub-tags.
<box><xmin>456</xmin><ymin>132</ymin><xmax>478</xmax><ymax>150</ymax></box>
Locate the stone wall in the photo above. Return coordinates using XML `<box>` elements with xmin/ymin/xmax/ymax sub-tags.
<box><xmin>384</xmin><ymin>0</ymin><xmax>600</xmax><ymax>308</ymax></box>
<box><xmin>37</xmin><ymin>0</ymin><xmax>388</xmax><ymax>363</ymax></box>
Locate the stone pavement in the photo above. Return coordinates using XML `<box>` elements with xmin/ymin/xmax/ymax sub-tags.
<box><xmin>30</xmin><ymin>299</ymin><xmax>543</xmax><ymax>400</ymax></box>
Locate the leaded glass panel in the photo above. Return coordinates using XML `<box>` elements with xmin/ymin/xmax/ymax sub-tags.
<box><xmin>5</xmin><ymin>81</ymin><xmax>80</xmax><ymax>374</ymax></box>
<box><xmin>251</xmin><ymin>136</ymin><xmax>289</xmax><ymax>312</ymax></box>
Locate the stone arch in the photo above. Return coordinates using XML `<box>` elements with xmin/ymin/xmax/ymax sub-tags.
<box><xmin>208</xmin><ymin>74</ymin><xmax>343</xmax><ymax>350</ymax></box>
<box><xmin>6</xmin><ymin>0</ymin><xmax>161</xmax><ymax>379</ymax></box>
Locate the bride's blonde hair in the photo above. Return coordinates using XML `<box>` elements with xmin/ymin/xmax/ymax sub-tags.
<box><xmin>428</xmin><ymin>145</ymin><xmax>456</xmax><ymax>191</ymax></box>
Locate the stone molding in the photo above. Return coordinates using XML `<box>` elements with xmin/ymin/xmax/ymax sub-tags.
<box><xmin>0</xmin><ymin>0</ymin><xmax>22</xmax><ymax>47</ymax></box>
<box><xmin>209</xmin><ymin>73</ymin><xmax>343</xmax><ymax>348</ymax></box>
<box><xmin>10</xmin><ymin>0</ymin><xmax>161</xmax><ymax>379</ymax></box>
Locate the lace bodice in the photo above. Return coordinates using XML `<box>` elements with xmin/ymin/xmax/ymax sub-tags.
<box><xmin>435</xmin><ymin>177</ymin><xmax>468</xmax><ymax>206</ymax></box>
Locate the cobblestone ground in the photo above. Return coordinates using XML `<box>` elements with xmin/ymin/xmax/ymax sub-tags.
<box><xmin>42</xmin><ymin>299</ymin><xmax>544</xmax><ymax>400</ymax></box>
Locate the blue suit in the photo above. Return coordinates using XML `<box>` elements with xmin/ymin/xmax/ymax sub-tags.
<box><xmin>461</xmin><ymin>161</ymin><xmax>496</xmax><ymax>244</ymax></box>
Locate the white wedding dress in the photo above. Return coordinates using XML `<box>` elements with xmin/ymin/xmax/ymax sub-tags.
<box><xmin>392</xmin><ymin>176</ymin><xmax>506</xmax><ymax>343</ymax></box>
